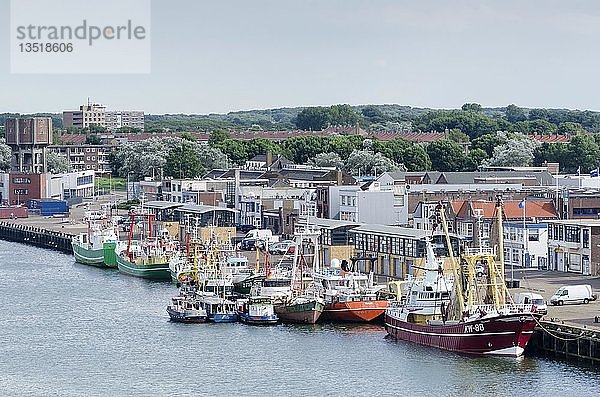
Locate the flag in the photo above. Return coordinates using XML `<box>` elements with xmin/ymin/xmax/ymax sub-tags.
<box><xmin>591</xmin><ymin>168</ymin><xmax>599</xmax><ymax>178</ymax></box>
<box><xmin>518</xmin><ymin>199</ymin><xmax>525</xmax><ymax>209</ymax></box>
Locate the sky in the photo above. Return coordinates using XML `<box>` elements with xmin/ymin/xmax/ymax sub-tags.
<box><xmin>2</xmin><ymin>0</ymin><xmax>600</xmax><ymax>114</ymax></box>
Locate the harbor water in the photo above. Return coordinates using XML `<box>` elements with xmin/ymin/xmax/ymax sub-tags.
<box><xmin>1</xmin><ymin>241</ymin><xmax>599</xmax><ymax>397</ymax></box>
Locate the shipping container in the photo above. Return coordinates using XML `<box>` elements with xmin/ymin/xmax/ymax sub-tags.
<box><xmin>0</xmin><ymin>206</ymin><xmax>28</xmax><ymax>219</ymax></box>
<box><xmin>28</xmin><ymin>199</ymin><xmax>69</xmax><ymax>216</ymax></box>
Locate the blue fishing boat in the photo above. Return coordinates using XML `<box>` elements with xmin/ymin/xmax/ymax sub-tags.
<box><xmin>236</xmin><ymin>296</ymin><xmax>278</xmax><ymax>325</ymax></box>
<box><xmin>199</xmin><ymin>294</ymin><xmax>238</xmax><ymax>323</ymax></box>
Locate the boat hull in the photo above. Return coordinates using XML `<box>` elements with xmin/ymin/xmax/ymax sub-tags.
<box><xmin>275</xmin><ymin>300</ymin><xmax>324</xmax><ymax>324</ymax></box>
<box><xmin>384</xmin><ymin>312</ymin><xmax>538</xmax><ymax>357</ymax></box>
<box><xmin>209</xmin><ymin>313</ymin><xmax>238</xmax><ymax>323</ymax></box>
<box><xmin>72</xmin><ymin>243</ymin><xmax>106</xmax><ymax>267</ymax></box>
<box><xmin>321</xmin><ymin>300</ymin><xmax>388</xmax><ymax>323</ymax></box>
<box><xmin>116</xmin><ymin>255</ymin><xmax>171</xmax><ymax>281</ymax></box>
<box><xmin>237</xmin><ymin>313</ymin><xmax>278</xmax><ymax>325</ymax></box>
<box><xmin>166</xmin><ymin>307</ymin><xmax>207</xmax><ymax>323</ymax></box>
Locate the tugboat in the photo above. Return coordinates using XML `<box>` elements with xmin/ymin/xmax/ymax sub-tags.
<box><xmin>72</xmin><ymin>220</ymin><xmax>119</xmax><ymax>268</ymax></box>
<box><xmin>384</xmin><ymin>199</ymin><xmax>540</xmax><ymax>357</ymax></box>
<box><xmin>236</xmin><ymin>296</ymin><xmax>278</xmax><ymax>325</ymax></box>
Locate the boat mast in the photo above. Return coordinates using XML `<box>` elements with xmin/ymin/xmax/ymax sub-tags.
<box><xmin>496</xmin><ymin>197</ymin><xmax>507</xmax><ymax>305</ymax></box>
<box><xmin>436</xmin><ymin>202</ymin><xmax>465</xmax><ymax>317</ymax></box>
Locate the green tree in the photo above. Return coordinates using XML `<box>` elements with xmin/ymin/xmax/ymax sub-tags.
<box><xmin>208</xmin><ymin>129</ymin><xmax>230</xmax><ymax>146</ymax></box>
<box><xmin>471</xmin><ymin>133</ymin><xmax>508</xmax><ymax>157</ymax></box>
<box><xmin>310</xmin><ymin>152</ymin><xmax>344</xmax><ymax>168</ymax></box>
<box><xmin>557</xmin><ymin>122</ymin><xmax>585</xmax><ymax>135</ymax></box>
<box><xmin>461</xmin><ymin>103</ymin><xmax>482</xmax><ymax>112</ymax></box>
<box><xmin>0</xmin><ymin>139</ymin><xmax>11</xmax><ymax>171</ymax></box>
<box><xmin>344</xmin><ymin>150</ymin><xmax>397</xmax><ymax>175</ymax></box>
<box><xmin>46</xmin><ymin>151</ymin><xmax>72</xmax><ymax>174</ymax></box>
<box><xmin>465</xmin><ymin>148</ymin><xmax>488</xmax><ymax>171</ymax></box>
<box><xmin>448</xmin><ymin>128</ymin><xmax>469</xmax><ymax>143</ymax></box>
<box><xmin>505</xmin><ymin>104</ymin><xmax>526</xmax><ymax>123</ymax></box>
<box><xmin>85</xmin><ymin>134</ymin><xmax>101</xmax><ymax>145</ymax></box>
<box><xmin>295</xmin><ymin>107</ymin><xmax>330</xmax><ymax>130</ymax></box>
<box><xmin>426</xmin><ymin>139</ymin><xmax>467</xmax><ymax>171</ymax></box>
<box><xmin>328</xmin><ymin>104</ymin><xmax>362</xmax><ymax>126</ymax></box>
<box><xmin>483</xmin><ymin>133</ymin><xmax>539</xmax><ymax>167</ymax></box>
<box><xmin>165</xmin><ymin>140</ymin><xmax>202</xmax><ymax>178</ymax></box>
<box><xmin>565</xmin><ymin>134</ymin><xmax>600</xmax><ymax>173</ymax></box>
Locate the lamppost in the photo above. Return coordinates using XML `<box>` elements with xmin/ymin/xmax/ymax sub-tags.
<box><xmin>127</xmin><ymin>171</ymin><xmax>134</xmax><ymax>201</ymax></box>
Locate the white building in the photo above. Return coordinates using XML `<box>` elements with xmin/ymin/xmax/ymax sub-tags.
<box><xmin>546</xmin><ymin>219</ymin><xmax>600</xmax><ymax>275</ymax></box>
<box><xmin>503</xmin><ymin>222</ymin><xmax>549</xmax><ymax>270</ymax></box>
<box><xmin>60</xmin><ymin>170</ymin><xmax>95</xmax><ymax>199</ymax></box>
<box><xmin>105</xmin><ymin>110</ymin><xmax>145</xmax><ymax>131</ymax></box>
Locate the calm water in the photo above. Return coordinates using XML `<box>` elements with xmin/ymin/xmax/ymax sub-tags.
<box><xmin>1</xmin><ymin>241</ymin><xmax>599</xmax><ymax>397</ymax></box>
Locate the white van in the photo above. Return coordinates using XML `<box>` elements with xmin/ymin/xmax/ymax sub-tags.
<box><xmin>514</xmin><ymin>292</ymin><xmax>548</xmax><ymax>314</ymax></box>
<box><xmin>550</xmin><ymin>284</ymin><xmax>596</xmax><ymax>306</ymax></box>
<box><xmin>240</xmin><ymin>229</ymin><xmax>279</xmax><ymax>250</ymax></box>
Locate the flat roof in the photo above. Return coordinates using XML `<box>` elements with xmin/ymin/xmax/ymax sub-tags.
<box><xmin>175</xmin><ymin>203</ymin><xmax>237</xmax><ymax>214</ymax></box>
<box><xmin>307</xmin><ymin>217</ymin><xmax>361</xmax><ymax>230</ymax></box>
<box><xmin>144</xmin><ymin>201</ymin><xmax>182</xmax><ymax>210</ymax></box>
<box><xmin>546</xmin><ymin>219</ymin><xmax>600</xmax><ymax>226</ymax></box>
<box><xmin>350</xmin><ymin>224</ymin><xmax>463</xmax><ymax>240</ymax></box>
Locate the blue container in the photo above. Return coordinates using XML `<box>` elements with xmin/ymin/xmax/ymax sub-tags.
<box><xmin>28</xmin><ymin>199</ymin><xmax>69</xmax><ymax>216</ymax></box>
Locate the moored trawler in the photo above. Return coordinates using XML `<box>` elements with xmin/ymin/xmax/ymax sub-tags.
<box><xmin>384</xmin><ymin>199</ymin><xmax>540</xmax><ymax>357</ymax></box>
<box><xmin>315</xmin><ymin>261</ymin><xmax>388</xmax><ymax>323</ymax></box>
<box><xmin>72</xmin><ymin>221</ymin><xmax>119</xmax><ymax>268</ymax></box>
<box><xmin>116</xmin><ymin>211</ymin><xmax>175</xmax><ymax>281</ymax></box>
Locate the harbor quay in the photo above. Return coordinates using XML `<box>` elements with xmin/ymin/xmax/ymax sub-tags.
<box><xmin>0</xmin><ymin>207</ymin><xmax>600</xmax><ymax>362</ymax></box>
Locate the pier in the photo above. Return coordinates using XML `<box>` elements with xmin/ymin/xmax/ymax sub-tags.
<box><xmin>527</xmin><ymin>320</ymin><xmax>600</xmax><ymax>363</ymax></box>
<box><xmin>0</xmin><ymin>221</ymin><xmax>73</xmax><ymax>253</ymax></box>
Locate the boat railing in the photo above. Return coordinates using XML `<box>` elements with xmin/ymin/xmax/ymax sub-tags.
<box><xmin>472</xmin><ymin>303</ymin><xmax>535</xmax><ymax>315</ymax></box>
<box><xmin>464</xmin><ymin>246</ymin><xmax>495</xmax><ymax>256</ymax></box>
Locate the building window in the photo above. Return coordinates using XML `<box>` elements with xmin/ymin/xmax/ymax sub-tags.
<box><xmin>583</xmin><ymin>228</ymin><xmax>589</xmax><ymax>248</ymax></box>
<box><xmin>564</xmin><ymin>226</ymin><xmax>580</xmax><ymax>243</ymax></box>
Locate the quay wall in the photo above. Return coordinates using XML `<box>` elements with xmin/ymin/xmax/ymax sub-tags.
<box><xmin>0</xmin><ymin>221</ymin><xmax>73</xmax><ymax>253</ymax></box>
<box><xmin>527</xmin><ymin>320</ymin><xmax>600</xmax><ymax>363</ymax></box>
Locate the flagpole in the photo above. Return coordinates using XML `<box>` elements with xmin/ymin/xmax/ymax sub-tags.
<box><xmin>523</xmin><ymin>198</ymin><xmax>527</xmax><ymax>270</ymax></box>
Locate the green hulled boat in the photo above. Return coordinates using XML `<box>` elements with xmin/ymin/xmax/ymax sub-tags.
<box><xmin>116</xmin><ymin>252</ymin><xmax>171</xmax><ymax>280</ymax></box>
<box><xmin>72</xmin><ymin>224</ymin><xmax>119</xmax><ymax>268</ymax></box>
<box><xmin>116</xmin><ymin>211</ymin><xmax>176</xmax><ymax>281</ymax></box>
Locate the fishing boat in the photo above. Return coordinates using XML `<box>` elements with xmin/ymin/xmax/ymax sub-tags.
<box><xmin>166</xmin><ymin>295</ymin><xmax>207</xmax><ymax>323</ymax></box>
<box><xmin>384</xmin><ymin>199</ymin><xmax>540</xmax><ymax>357</ymax></box>
<box><xmin>273</xmin><ymin>226</ymin><xmax>325</xmax><ymax>324</ymax></box>
<box><xmin>316</xmin><ymin>266</ymin><xmax>388</xmax><ymax>323</ymax></box>
<box><xmin>71</xmin><ymin>221</ymin><xmax>119</xmax><ymax>268</ymax></box>
<box><xmin>198</xmin><ymin>294</ymin><xmax>238</xmax><ymax>323</ymax></box>
<box><xmin>116</xmin><ymin>211</ymin><xmax>175</xmax><ymax>280</ymax></box>
<box><xmin>236</xmin><ymin>296</ymin><xmax>278</xmax><ymax>325</ymax></box>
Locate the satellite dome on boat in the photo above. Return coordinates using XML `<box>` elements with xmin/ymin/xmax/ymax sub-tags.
<box><xmin>330</xmin><ymin>258</ymin><xmax>341</xmax><ymax>268</ymax></box>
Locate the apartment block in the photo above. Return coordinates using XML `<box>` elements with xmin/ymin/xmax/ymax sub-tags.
<box><xmin>48</xmin><ymin>145</ymin><xmax>114</xmax><ymax>175</ymax></box>
<box><xmin>105</xmin><ymin>111</ymin><xmax>144</xmax><ymax>131</ymax></box>
<box><xmin>63</xmin><ymin>103</ymin><xmax>106</xmax><ymax>129</ymax></box>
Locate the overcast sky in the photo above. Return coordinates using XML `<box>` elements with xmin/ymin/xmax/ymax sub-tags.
<box><xmin>2</xmin><ymin>0</ymin><xmax>600</xmax><ymax>114</ymax></box>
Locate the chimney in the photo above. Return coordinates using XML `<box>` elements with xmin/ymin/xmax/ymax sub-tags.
<box><xmin>266</xmin><ymin>150</ymin><xmax>273</xmax><ymax>171</ymax></box>
<box><xmin>336</xmin><ymin>169</ymin><xmax>343</xmax><ymax>186</ymax></box>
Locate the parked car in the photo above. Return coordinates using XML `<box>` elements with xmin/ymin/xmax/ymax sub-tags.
<box><xmin>268</xmin><ymin>241</ymin><xmax>295</xmax><ymax>255</ymax></box>
<box><xmin>550</xmin><ymin>284</ymin><xmax>597</xmax><ymax>306</ymax></box>
<box><xmin>514</xmin><ymin>292</ymin><xmax>548</xmax><ymax>315</ymax></box>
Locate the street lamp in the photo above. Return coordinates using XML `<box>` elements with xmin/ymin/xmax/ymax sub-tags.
<box><xmin>127</xmin><ymin>171</ymin><xmax>134</xmax><ymax>201</ymax></box>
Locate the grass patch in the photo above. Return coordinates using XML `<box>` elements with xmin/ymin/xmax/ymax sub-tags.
<box><xmin>96</xmin><ymin>177</ymin><xmax>126</xmax><ymax>191</ymax></box>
